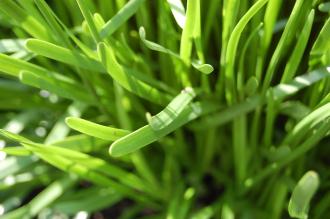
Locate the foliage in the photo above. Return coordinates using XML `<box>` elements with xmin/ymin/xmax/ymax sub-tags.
<box><xmin>0</xmin><ymin>0</ymin><xmax>329</xmax><ymax>218</ymax></box>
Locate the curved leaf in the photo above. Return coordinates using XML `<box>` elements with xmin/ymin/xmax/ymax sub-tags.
<box><xmin>65</xmin><ymin>117</ymin><xmax>130</xmax><ymax>141</ymax></box>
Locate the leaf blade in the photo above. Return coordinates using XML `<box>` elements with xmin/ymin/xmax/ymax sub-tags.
<box><xmin>100</xmin><ymin>0</ymin><xmax>145</xmax><ymax>38</ymax></box>
<box><xmin>65</xmin><ymin>117</ymin><xmax>130</xmax><ymax>141</ymax></box>
<box><xmin>288</xmin><ymin>171</ymin><xmax>320</xmax><ymax>219</ymax></box>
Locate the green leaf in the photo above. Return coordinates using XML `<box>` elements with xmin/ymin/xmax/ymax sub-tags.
<box><xmin>262</xmin><ymin>0</ymin><xmax>283</xmax><ymax>55</ymax></box>
<box><xmin>191</xmin><ymin>62</ymin><xmax>214</xmax><ymax>75</ymax></box>
<box><xmin>0</xmin><ymin>0</ymin><xmax>49</xmax><ymax>40</ymax></box>
<box><xmin>238</xmin><ymin>23</ymin><xmax>263</xmax><ymax>95</ymax></box>
<box><xmin>34</xmin><ymin>0</ymin><xmax>72</xmax><ymax>47</ymax></box>
<box><xmin>25</xmin><ymin>39</ymin><xmax>104</xmax><ymax>72</ymax></box>
<box><xmin>191</xmin><ymin>67</ymin><xmax>330</xmax><ymax>129</ymax></box>
<box><xmin>273</xmin><ymin>67</ymin><xmax>330</xmax><ymax>100</ymax></box>
<box><xmin>0</xmin><ymin>129</ymin><xmax>32</xmax><ymax>144</ymax></box>
<box><xmin>262</xmin><ymin>0</ymin><xmax>313</xmax><ymax>93</ymax></box>
<box><xmin>110</xmin><ymin>101</ymin><xmax>219</xmax><ymax>157</ymax></box>
<box><xmin>52</xmin><ymin>187</ymin><xmax>122</xmax><ymax>214</ymax></box>
<box><xmin>224</xmin><ymin>0</ymin><xmax>269</xmax><ymax>103</ymax></box>
<box><xmin>279</xmin><ymin>101</ymin><xmax>310</xmax><ymax>120</ymax></box>
<box><xmin>244</xmin><ymin>76</ymin><xmax>259</xmax><ymax>97</ymax></box>
<box><xmin>100</xmin><ymin>0</ymin><xmax>145</xmax><ymax>38</ymax></box>
<box><xmin>97</xmin><ymin>42</ymin><xmax>171</xmax><ymax>105</ymax></box>
<box><xmin>167</xmin><ymin>0</ymin><xmax>186</xmax><ymax>29</ymax></box>
<box><xmin>44</xmin><ymin>102</ymin><xmax>87</xmax><ymax>144</ymax></box>
<box><xmin>0</xmin><ymin>53</ymin><xmax>47</xmax><ymax>78</ymax></box>
<box><xmin>138</xmin><ymin>26</ymin><xmax>180</xmax><ymax>58</ymax></box>
<box><xmin>318</xmin><ymin>2</ymin><xmax>330</xmax><ymax>13</ymax></box>
<box><xmin>179</xmin><ymin>0</ymin><xmax>198</xmax><ymax>64</ymax></box>
<box><xmin>283</xmin><ymin>102</ymin><xmax>330</xmax><ymax>146</ymax></box>
<box><xmin>139</xmin><ymin>27</ymin><xmax>214</xmax><ymax>74</ymax></box>
<box><xmin>288</xmin><ymin>171</ymin><xmax>320</xmax><ymax>219</ymax></box>
<box><xmin>21</xmin><ymin>142</ymin><xmax>159</xmax><ymax>203</ymax></box>
<box><xmin>52</xmin><ymin>134</ymin><xmax>108</xmax><ymax>153</ymax></box>
<box><xmin>309</xmin><ymin>17</ymin><xmax>330</xmax><ymax>68</ymax></box>
<box><xmin>191</xmin><ymin>206</ymin><xmax>214</xmax><ymax>219</ymax></box>
<box><xmin>76</xmin><ymin>0</ymin><xmax>101</xmax><ymax>42</ymax></box>
<box><xmin>281</xmin><ymin>10</ymin><xmax>315</xmax><ymax>83</ymax></box>
<box><xmin>0</xmin><ymin>147</ymin><xmax>32</xmax><ymax>156</ymax></box>
<box><xmin>19</xmin><ymin>71</ymin><xmax>94</xmax><ymax>103</ymax></box>
<box><xmin>65</xmin><ymin>117</ymin><xmax>130</xmax><ymax>141</ymax></box>
<box><xmin>245</xmin><ymin>118</ymin><xmax>330</xmax><ymax>190</ymax></box>
<box><xmin>1</xmin><ymin>130</ymin><xmax>159</xmax><ymax>201</ymax></box>
<box><xmin>2</xmin><ymin>173</ymin><xmax>74</xmax><ymax>218</ymax></box>
<box><xmin>149</xmin><ymin>87</ymin><xmax>196</xmax><ymax>130</ymax></box>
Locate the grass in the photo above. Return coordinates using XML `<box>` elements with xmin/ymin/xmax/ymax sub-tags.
<box><xmin>0</xmin><ymin>0</ymin><xmax>329</xmax><ymax>218</ymax></box>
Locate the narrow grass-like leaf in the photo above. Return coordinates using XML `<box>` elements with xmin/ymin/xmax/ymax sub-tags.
<box><xmin>244</xmin><ymin>77</ymin><xmax>259</xmax><ymax>97</ymax></box>
<box><xmin>76</xmin><ymin>0</ymin><xmax>101</xmax><ymax>42</ymax></box>
<box><xmin>34</xmin><ymin>0</ymin><xmax>71</xmax><ymax>47</ymax></box>
<box><xmin>215</xmin><ymin>0</ymin><xmax>239</xmax><ymax>94</ymax></box>
<box><xmin>0</xmin><ymin>53</ymin><xmax>47</xmax><ymax>78</ymax></box>
<box><xmin>167</xmin><ymin>0</ymin><xmax>186</xmax><ymax>29</ymax></box>
<box><xmin>262</xmin><ymin>0</ymin><xmax>282</xmax><ymax>53</ymax></box>
<box><xmin>263</xmin><ymin>88</ymin><xmax>276</xmax><ymax>147</ymax></box>
<box><xmin>2</xmin><ymin>131</ymin><xmax>161</xmax><ymax>201</ymax></box>
<box><xmin>0</xmin><ymin>0</ymin><xmax>329</xmax><ymax>217</ymax></box>
<box><xmin>191</xmin><ymin>206</ymin><xmax>214</xmax><ymax>219</ymax></box>
<box><xmin>100</xmin><ymin>0</ymin><xmax>145</xmax><ymax>38</ymax></box>
<box><xmin>45</xmin><ymin>102</ymin><xmax>87</xmax><ymax>144</ymax></box>
<box><xmin>0</xmin><ymin>0</ymin><xmax>49</xmax><ymax>40</ymax></box>
<box><xmin>28</xmin><ymin>150</ymin><xmax>148</xmax><ymax>203</ymax></box>
<box><xmin>191</xmin><ymin>67</ymin><xmax>330</xmax><ymax>129</ymax></box>
<box><xmin>149</xmin><ymin>87</ymin><xmax>196</xmax><ymax>130</ymax></box>
<box><xmin>191</xmin><ymin>62</ymin><xmax>214</xmax><ymax>75</ymax></box>
<box><xmin>238</xmin><ymin>23</ymin><xmax>263</xmax><ymax>96</ymax></box>
<box><xmin>97</xmin><ymin>42</ymin><xmax>171</xmax><ymax>105</ymax></box>
<box><xmin>318</xmin><ymin>2</ymin><xmax>330</xmax><ymax>13</ymax></box>
<box><xmin>281</xmin><ymin>10</ymin><xmax>315</xmax><ymax>83</ymax></box>
<box><xmin>0</xmin><ymin>147</ymin><xmax>32</xmax><ymax>156</ymax></box>
<box><xmin>178</xmin><ymin>0</ymin><xmax>199</xmax><ymax>85</ymax></box>
<box><xmin>245</xmin><ymin>118</ymin><xmax>330</xmax><ymax>190</ymax></box>
<box><xmin>224</xmin><ymin>0</ymin><xmax>268</xmax><ymax>103</ymax></box>
<box><xmin>124</xmin><ymin>67</ymin><xmax>177</xmax><ymax>94</ymax></box>
<box><xmin>0</xmin><ymin>129</ymin><xmax>33</xmax><ymax>144</ymax></box>
<box><xmin>256</xmin><ymin>0</ymin><xmax>282</xmax><ymax>80</ymax></box>
<box><xmin>179</xmin><ymin>0</ymin><xmax>198</xmax><ymax>64</ymax></box>
<box><xmin>52</xmin><ymin>134</ymin><xmax>107</xmax><ymax>153</ymax></box>
<box><xmin>262</xmin><ymin>0</ymin><xmax>313</xmax><ymax>93</ymax></box>
<box><xmin>65</xmin><ymin>117</ymin><xmax>130</xmax><ymax>141</ymax></box>
<box><xmin>139</xmin><ymin>27</ymin><xmax>213</xmax><ymax>74</ymax></box>
<box><xmin>17</xmin><ymin>0</ymin><xmax>48</xmax><ymax>27</ymax></box>
<box><xmin>2</xmin><ymin>131</ymin><xmax>157</xmax><ymax>201</ymax></box>
<box><xmin>110</xmin><ymin>101</ymin><xmax>220</xmax><ymax>157</ymax></box>
<box><xmin>283</xmin><ymin>102</ymin><xmax>330</xmax><ymax>146</ymax></box>
<box><xmin>21</xmin><ymin>143</ymin><xmax>160</xmax><ymax>203</ymax></box>
<box><xmin>52</xmin><ymin>187</ymin><xmax>122</xmax><ymax>214</ymax></box>
<box><xmin>273</xmin><ymin>67</ymin><xmax>330</xmax><ymax>100</ymax></box>
<box><xmin>279</xmin><ymin>101</ymin><xmax>310</xmax><ymax>120</ymax></box>
<box><xmin>288</xmin><ymin>171</ymin><xmax>320</xmax><ymax>219</ymax></box>
<box><xmin>44</xmin><ymin>3</ymin><xmax>98</xmax><ymax>58</ymax></box>
<box><xmin>309</xmin><ymin>17</ymin><xmax>330</xmax><ymax>68</ymax></box>
<box><xmin>4</xmin><ymin>176</ymin><xmax>76</xmax><ymax>219</ymax></box>
<box><xmin>25</xmin><ymin>39</ymin><xmax>104</xmax><ymax>72</ymax></box>
<box><xmin>19</xmin><ymin>71</ymin><xmax>94</xmax><ymax>103</ymax></box>
<box><xmin>267</xmin><ymin>146</ymin><xmax>292</xmax><ymax>162</ymax></box>
<box><xmin>139</xmin><ymin>26</ymin><xmax>180</xmax><ymax>58</ymax></box>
